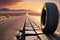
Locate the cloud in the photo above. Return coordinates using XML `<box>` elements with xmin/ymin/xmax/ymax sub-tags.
<box><xmin>0</xmin><ymin>0</ymin><xmax>23</xmax><ymax>6</ymax></box>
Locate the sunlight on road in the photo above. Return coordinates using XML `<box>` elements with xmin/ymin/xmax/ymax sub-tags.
<box><xmin>37</xmin><ymin>9</ymin><xmax>42</xmax><ymax>13</ymax></box>
<box><xmin>29</xmin><ymin>15</ymin><xmax>41</xmax><ymax>27</ymax></box>
<box><xmin>14</xmin><ymin>37</ymin><xmax>17</xmax><ymax>40</ymax></box>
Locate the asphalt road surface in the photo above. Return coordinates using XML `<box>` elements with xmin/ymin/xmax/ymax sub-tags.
<box><xmin>0</xmin><ymin>14</ymin><xmax>60</xmax><ymax>40</ymax></box>
<box><xmin>0</xmin><ymin>15</ymin><xmax>26</xmax><ymax>40</ymax></box>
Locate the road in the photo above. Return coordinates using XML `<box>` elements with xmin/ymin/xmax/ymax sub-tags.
<box><xmin>0</xmin><ymin>14</ymin><xmax>60</xmax><ymax>40</ymax></box>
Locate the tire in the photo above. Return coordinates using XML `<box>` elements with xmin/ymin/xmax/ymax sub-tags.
<box><xmin>41</xmin><ymin>3</ymin><xmax>59</xmax><ymax>34</ymax></box>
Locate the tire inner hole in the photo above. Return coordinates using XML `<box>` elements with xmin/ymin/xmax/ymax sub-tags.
<box><xmin>41</xmin><ymin>9</ymin><xmax>46</xmax><ymax>26</ymax></box>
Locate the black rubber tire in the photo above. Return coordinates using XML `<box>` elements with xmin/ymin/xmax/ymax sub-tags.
<box><xmin>41</xmin><ymin>3</ymin><xmax>59</xmax><ymax>34</ymax></box>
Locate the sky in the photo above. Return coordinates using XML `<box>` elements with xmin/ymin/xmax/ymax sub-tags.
<box><xmin>0</xmin><ymin>0</ymin><xmax>60</xmax><ymax>11</ymax></box>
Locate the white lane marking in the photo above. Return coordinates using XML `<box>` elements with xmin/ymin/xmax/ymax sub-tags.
<box><xmin>55</xmin><ymin>31</ymin><xmax>60</xmax><ymax>34</ymax></box>
<box><xmin>14</xmin><ymin>36</ymin><xmax>17</xmax><ymax>40</ymax></box>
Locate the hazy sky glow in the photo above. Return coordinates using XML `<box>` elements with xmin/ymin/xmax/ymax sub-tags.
<box><xmin>0</xmin><ymin>0</ymin><xmax>60</xmax><ymax>11</ymax></box>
